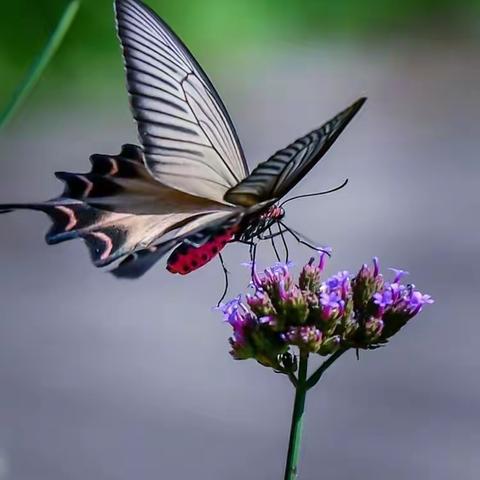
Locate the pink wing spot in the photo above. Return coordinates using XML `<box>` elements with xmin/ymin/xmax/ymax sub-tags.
<box><xmin>108</xmin><ymin>158</ymin><xmax>119</xmax><ymax>176</ymax></box>
<box><xmin>55</xmin><ymin>206</ymin><xmax>77</xmax><ymax>231</ymax></box>
<box><xmin>90</xmin><ymin>231</ymin><xmax>113</xmax><ymax>261</ymax></box>
<box><xmin>78</xmin><ymin>175</ymin><xmax>94</xmax><ymax>197</ymax></box>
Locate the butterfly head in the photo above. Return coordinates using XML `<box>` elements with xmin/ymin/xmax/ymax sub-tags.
<box><xmin>261</xmin><ymin>205</ymin><xmax>285</xmax><ymax>222</ymax></box>
<box><xmin>237</xmin><ymin>203</ymin><xmax>285</xmax><ymax>243</ymax></box>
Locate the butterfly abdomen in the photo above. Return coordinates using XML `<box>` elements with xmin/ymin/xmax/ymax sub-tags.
<box><xmin>167</xmin><ymin>227</ymin><xmax>237</xmax><ymax>275</ymax></box>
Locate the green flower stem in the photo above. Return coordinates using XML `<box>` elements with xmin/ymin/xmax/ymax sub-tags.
<box><xmin>306</xmin><ymin>347</ymin><xmax>348</xmax><ymax>391</ymax></box>
<box><xmin>0</xmin><ymin>0</ymin><xmax>80</xmax><ymax>129</ymax></box>
<box><xmin>283</xmin><ymin>348</ymin><xmax>348</xmax><ymax>480</ymax></box>
<box><xmin>284</xmin><ymin>352</ymin><xmax>309</xmax><ymax>480</ymax></box>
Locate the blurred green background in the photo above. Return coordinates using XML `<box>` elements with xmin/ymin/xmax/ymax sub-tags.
<box><xmin>2</xmin><ymin>0</ymin><xmax>480</xmax><ymax>102</ymax></box>
<box><xmin>1</xmin><ymin>2</ymin><xmax>480</xmax><ymax>480</ymax></box>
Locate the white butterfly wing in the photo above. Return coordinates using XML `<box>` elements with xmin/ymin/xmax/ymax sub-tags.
<box><xmin>115</xmin><ymin>0</ymin><xmax>248</xmax><ymax>204</ymax></box>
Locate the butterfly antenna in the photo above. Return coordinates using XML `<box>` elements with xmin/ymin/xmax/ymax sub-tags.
<box><xmin>269</xmin><ymin>227</ymin><xmax>281</xmax><ymax>262</ymax></box>
<box><xmin>280</xmin><ymin>178</ymin><xmax>349</xmax><ymax>208</ymax></box>
<box><xmin>278</xmin><ymin>223</ymin><xmax>290</xmax><ymax>263</ymax></box>
<box><xmin>216</xmin><ymin>253</ymin><xmax>230</xmax><ymax>307</ymax></box>
<box><xmin>279</xmin><ymin>221</ymin><xmax>330</xmax><ymax>257</ymax></box>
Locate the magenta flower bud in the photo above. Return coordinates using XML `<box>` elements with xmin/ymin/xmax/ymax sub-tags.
<box><xmin>319</xmin><ymin>251</ymin><xmax>328</xmax><ymax>272</ymax></box>
<box><xmin>365</xmin><ymin>317</ymin><xmax>384</xmax><ymax>342</ymax></box>
<box><xmin>351</xmin><ymin>258</ymin><xmax>385</xmax><ymax>318</ymax></box>
<box><xmin>246</xmin><ymin>291</ymin><xmax>275</xmax><ymax>318</ymax></box>
<box><xmin>252</xmin><ymin>269</ymin><xmax>263</xmax><ymax>290</ymax></box>
<box><xmin>318</xmin><ymin>335</ymin><xmax>341</xmax><ymax>355</ymax></box>
<box><xmin>282</xmin><ymin>325</ymin><xmax>323</xmax><ymax>353</ymax></box>
<box><xmin>282</xmin><ymin>286</ymin><xmax>308</xmax><ymax>315</ymax></box>
<box><xmin>254</xmin><ymin>262</ymin><xmax>294</xmax><ymax>299</ymax></box>
<box><xmin>258</xmin><ymin>315</ymin><xmax>277</xmax><ymax>327</ymax></box>
<box><xmin>299</xmin><ymin>257</ymin><xmax>322</xmax><ymax>293</ymax></box>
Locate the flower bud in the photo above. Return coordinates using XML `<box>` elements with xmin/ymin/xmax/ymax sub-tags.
<box><xmin>318</xmin><ymin>335</ymin><xmax>341</xmax><ymax>355</ymax></box>
<box><xmin>255</xmin><ymin>262</ymin><xmax>294</xmax><ymax>294</ymax></box>
<box><xmin>282</xmin><ymin>325</ymin><xmax>323</xmax><ymax>353</ymax></box>
<box><xmin>299</xmin><ymin>253</ymin><xmax>326</xmax><ymax>293</ymax></box>
<box><xmin>317</xmin><ymin>270</ymin><xmax>352</xmax><ymax>332</ymax></box>
<box><xmin>364</xmin><ymin>317</ymin><xmax>384</xmax><ymax>343</ymax></box>
<box><xmin>246</xmin><ymin>291</ymin><xmax>275</xmax><ymax>318</ymax></box>
<box><xmin>275</xmin><ymin>286</ymin><xmax>309</xmax><ymax>327</ymax></box>
<box><xmin>352</xmin><ymin>258</ymin><xmax>385</xmax><ymax>319</ymax></box>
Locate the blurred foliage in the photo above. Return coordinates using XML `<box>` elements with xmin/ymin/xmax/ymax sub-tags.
<box><xmin>0</xmin><ymin>1</ymin><xmax>79</xmax><ymax>128</ymax></box>
<box><xmin>1</xmin><ymin>0</ymin><xmax>480</xmax><ymax>101</ymax></box>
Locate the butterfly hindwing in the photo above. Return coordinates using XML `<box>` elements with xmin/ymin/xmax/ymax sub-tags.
<box><xmin>0</xmin><ymin>200</ymin><xmax>147</xmax><ymax>266</ymax></box>
<box><xmin>54</xmin><ymin>144</ymin><xmax>154</xmax><ymax>207</ymax></box>
<box><xmin>111</xmin><ymin>210</ymin><xmax>242</xmax><ymax>277</ymax></box>
<box><xmin>224</xmin><ymin>98</ymin><xmax>366</xmax><ymax>207</ymax></box>
<box><xmin>110</xmin><ymin>244</ymin><xmax>165</xmax><ymax>278</ymax></box>
<box><xmin>0</xmin><ymin>144</ymin><xmax>236</xmax><ymax>270</ymax></box>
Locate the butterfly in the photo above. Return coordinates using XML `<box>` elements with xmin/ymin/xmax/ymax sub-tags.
<box><xmin>0</xmin><ymin>0</ymin><xmax>365</xmax><ymax>279</ymax></box>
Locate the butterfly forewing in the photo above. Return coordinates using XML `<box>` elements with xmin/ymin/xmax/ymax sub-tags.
<box><xmin>224</xmin><ymin>97</ymin><xmax>366</xmax><ymax>207</ymax></box>
<box><xmin>115</xmin><ymin>0</ymin><xmax>248</xmax><ymax>204</ymax></box>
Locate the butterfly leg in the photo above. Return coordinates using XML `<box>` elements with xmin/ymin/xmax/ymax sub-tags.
<box><xmin>269</xmin><ymin>227</ymin><xmax>281</xmax><ymax>262</ymax></box>
<box><xmin>278</xmin><ymin>223</ymin><xmax>290</xmax><ymax>263</ymax></box>
<box><xmin>249</xmin><ymin>242</ymin><xmax>257</xmax><ymax>278</ymax></box>
<box><xmin>216</xmin><ymin>253</ymin><xmax>230</xmax><ymax>307</ymax></box>
<box><xmin>279</xmin><ymin>221</ymin><xmax>329</xmax><ymax>257</ymax></box>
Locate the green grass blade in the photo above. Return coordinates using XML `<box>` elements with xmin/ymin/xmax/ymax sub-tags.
<box><xmin>0</xmin><ymin>0</ymin><xmax>80</xmax><ymax>129</ymax></box>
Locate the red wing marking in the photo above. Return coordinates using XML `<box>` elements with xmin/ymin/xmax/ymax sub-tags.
<box><xmin>167</xmin><ymin>227</ymin><xmax>237</xmax><ymax>275</ymax></box>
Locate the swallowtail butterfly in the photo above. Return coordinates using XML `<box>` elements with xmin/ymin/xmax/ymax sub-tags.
<box><xmin>0</xmin><ymin>0</ymin><xmax>366</xmax><ymax>278</ymax></box>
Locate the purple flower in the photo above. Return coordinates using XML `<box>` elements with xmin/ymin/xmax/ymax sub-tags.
<box><xmin>219</xmin><ymin>296</ymin><xmax>257</xmax><ymax>359</ymax></box>
<box><xmin>407</xmin><ymin>289</ymin><xmax>434</xmax><ymax>314</ymax></box>
<box><xmin>325</xmin><ymin>270</ymin><xmax>350</xmax><ymax>291</ymax></box>
<box><xmin>218</xmin><ymin>255</ymin><xmax>433</xmax><ymax>370</ymax></box>
<box><xmin>317</xmin><ymin>269</ymin><xmax>352</xmax><ymax>325</ymax></box>
<box><xmin>373</xmin><ymin>290</ymin><xmax>394</xmax><ymax>310</ymax></box>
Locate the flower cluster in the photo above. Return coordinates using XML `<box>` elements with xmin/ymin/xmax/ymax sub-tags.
<box><xmin>219</xmin><ymin>255</ymin><xmax>433</xmax><ymax>372</ymax></box>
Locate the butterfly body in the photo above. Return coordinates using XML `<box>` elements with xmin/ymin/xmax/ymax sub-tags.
<box><xmin>0</xmin><ymin>0</ymin><xmax>366</xmax><ymax>279</ymax></box>
<box><xmin>167</xmin><ymin>226</ymin><xmax>238</xmax><ymax>275</ymax></box>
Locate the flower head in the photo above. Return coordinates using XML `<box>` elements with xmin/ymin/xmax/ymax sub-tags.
<box><xmin>219</xmin><ymin>255</ymin><xmax>433</xmax><ymax>371</ymax></box>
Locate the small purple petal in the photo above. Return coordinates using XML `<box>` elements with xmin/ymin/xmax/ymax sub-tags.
<box><xmin>389</xmin><ymin>268</ymin><xmax>409</xmax><ymax>283</ymax></box>
<box><xmin>319</xmin><ymin>251</ymin><xmax>328</xmax><ymax>271</ymax></box>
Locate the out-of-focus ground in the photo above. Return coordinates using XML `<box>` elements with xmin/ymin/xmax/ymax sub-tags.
<box><xmin>0</xmin><ymin>38</ymin><xmax>479</xmax><ymax>479</ymax></box>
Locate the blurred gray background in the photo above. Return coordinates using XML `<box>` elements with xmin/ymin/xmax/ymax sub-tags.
<box><xmin>0</xmin><ymin>0</ymin><xmax>479</xmax><ymax>479</ymax></box>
